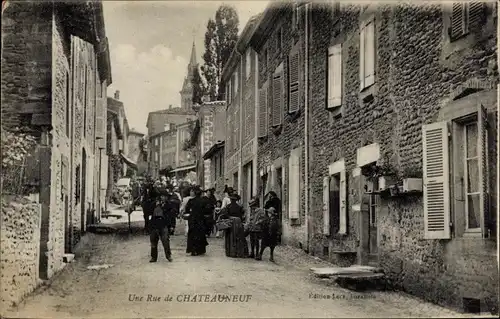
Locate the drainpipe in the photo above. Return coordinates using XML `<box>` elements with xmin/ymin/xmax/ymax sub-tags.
<box><xmin>304</xmin><ymin>2</ymin><xmax>310</xmax><ymax>252</ymax></box>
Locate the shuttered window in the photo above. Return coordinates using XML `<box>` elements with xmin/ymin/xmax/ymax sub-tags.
<box><xmin>288</xmin><ymin>148</ymin><xmax>300</xmax><ymax>220</ymax></box>
<box><xmin>422</xmin><ymin>121</ymin><xmax>451</xmax><ymax>239</ymax></box>
<box><xmin>477</xmin><ymin>104</ymin><xmax>489</xmax><ymax>236</ymax></box>
<box><xmin>258</xmin><ymin>82</ymin><xmax>268</xmax><ymax>138</ymax></box>
<box><xmin>288</xmin><ymin>45</ymin><xmax>300</xmax><ymax>113</ymax></box>
<box><xmin>450</xmin><ymin>2</ymin><xmax>485</xmax><ymax>41</ymax></box>
<box><xmin>246</xmin><ymin>50</ymin><xmax>251</xmax><ymax>80</ymax></box>
<box><xmin>272</xmin><ymin>64</ymin><xmax>284</xmax><ymax>126</ymax></box>
<box><xmin>359</xmin><ymin>17</ymin><xmax>375</xmax><ymax>90</ymax></box>
<box><xmin>327</xmin><ymin>44</ymin><xmax>342</xmax><ymax>109</ymax></box>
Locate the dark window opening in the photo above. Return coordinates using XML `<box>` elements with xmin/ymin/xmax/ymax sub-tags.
<box><xmin>329</xmin><ymin>174</ymin><xmax>341</xmax><ymax>234</ymax></box>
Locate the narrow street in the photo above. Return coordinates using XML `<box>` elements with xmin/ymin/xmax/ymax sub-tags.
<box><xmin>5</xmin><ymin>212</ymin><xmax>475</xmax><ymax>319</ymax></box>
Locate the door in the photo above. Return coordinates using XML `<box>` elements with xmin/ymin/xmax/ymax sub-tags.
<box><xmin>81</xmin><ymin>148</ymin><xmax>87</xmax><ymax>233</ymax></box>
<box><xmin>275</xmin><ymin>167</ymin><xmax>283</xmax><ymax>244</ymax></box>
<box><xmin>329</xmin><ymin>174</ymin><xmax>340</xmax><ymax>234</ymax></box>
<box><xmin>367</xmin><ymin>179</ymin><xmax>379</xmax><ymax>259</ymax></box>
<box><xmin>64</xmin><ymin>195</ymin><xmax>71</xmax><ymax>253</ymax></box>
<box><xmin>233</xmin><ymin>172</ymin><xmax>238</xmax><ymax>191</ymax></box>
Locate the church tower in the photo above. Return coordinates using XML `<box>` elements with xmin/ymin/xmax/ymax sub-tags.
<box><xmin>180</xmin><ymin>41</ymin><xmax>198</xmax><ymax>110</ymax></box>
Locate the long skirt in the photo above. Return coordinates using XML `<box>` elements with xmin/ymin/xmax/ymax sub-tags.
<box><xmin>186</xmin><ymin>218</ymin><xmax>208</xmax><ymax>255</ymax></box>
<box><xmin>224</xmin><ymin>217</ymin><xmax>248</xmax><ymax>258</ymax></box>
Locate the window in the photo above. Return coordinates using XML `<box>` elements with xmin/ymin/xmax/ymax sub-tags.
<box><xmin>155</xmin><ymin>152</ymin><xmax>158</xmax><ymax>162</ymax></box>
<box><xmin>450</xmin><ymin>2</ymin><xmax>485</xmax><ymax>41</ymax></box>
<box><xmin>288</xmin><ymin>44</ymin><xmax>300</xmax><ymax>113</ymax></box>
<box><xmin>263</xmin><ymin>49</ymin><xmax>268</xmax><ymax>71</ymax></box>
<box><xmin>327</xmin><ymin>44</ymin><xmax>343</xmax><ymax>109</ymax></box>
<box><xmin>155</xmin><ymin>139</ymin><xmax>158</xmax><ymax>146</ymax></box>
<box><xmin>276</xmin><ymin>28</ymin><xmax>282</xmax><ymax>52</ymax></box>
<box><xmin>75</xmin><ymin>165</ymin><xmax>81</xmax><ymax>204</ymax></box>
<box><xmin>422</xmin><ymin>104</ymin><xmax>489</xmax><ymax>239</ymax></box>
<box><xmin>323</xmin><ymin>159</ymin><xmax>347</xmax><ymax>235</ymax></box>
<box><xmin>234</xmin><ymin>71</ymin><xmax>239</xmax><ymax>96</ymax></box>
<box><xmin>359</xmin><ymin>17</ymin><xmax>375</xmax><ymax>90</ymax></box>
<box><xmin>272</xmin><ymin>64</ymin><xmax>284</xmax><ymax>126</ymax></box>
<box><xmin>464</xmin><ymin>122</ymin><xmax>480</xmax><ymax>230</ymax></box>
<box><xmin>258</xmin><ymin>81</ymin><xmax>268</xmax><ymax>138</ymax></box>
<box><xmin>246</xmin><ymin>50</ymin><xmax>251</xmax><ymax>80</ymax></box>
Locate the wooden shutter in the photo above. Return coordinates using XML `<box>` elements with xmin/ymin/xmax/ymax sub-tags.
<box><xmin>272</xmin><ymin>73</ymin><xmax>283</xmax><ymax>126</ymax></box>
<box><xmin>288</xmin><ymin>150</ymin><xmax>300</xmax><ymax>220</ymax></box>
<box><xmin>477</xmin><ymin>104</ymin><xmax>489</xmax><ymax>237</ymax></box>
<box><xmin>322</xmin><ymin>176</ymin><xmax>330</xmax><ymax>235</ymax></box>
<box><xmin>467</xmin><ymin>1</ymin><xmax>485</xmax><ymax>32</ymax></box>
<box><xmin>288</xmin><ymin>48</ymin><xmax>300</xmax><ymax>113</ymax></box>
<box><xmin>339</xmin><ymin>169</ymin><xmax>347</xmax><ymax>234</ymax></box>
<box><xmin>451</xmin><ymin>3</ymin><xmax>465</xmax><ymax>40</ymax></box>
<box><xmin>364</xmin><ymin>19</ymin><xmax>375</xmax><ymax>88</ymax></box>
<box><xmin>100</xmin><ymin>154</ymin><xmax>108</xmax><ymax>189</ymax></box>
<box><xmin>258</xmin><ymin>85</ymin><xmax>268</xmax><ymax>137</ymax></box>
<box><xmin>359</xmin><ymin>24</ymin><xmax>365</xmax><ymax>90</ymax></box>
<box><xmin>327</xmin><ymin>44</ymin><xmax>342</xmax><ymax>108</ymax></box>
<box><xmin>422</xmin><ymin>121</ymin><xmax>450</xmax><ymax>239</ymax></box>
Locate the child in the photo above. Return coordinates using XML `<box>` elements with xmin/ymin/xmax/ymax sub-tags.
<box><xmin>214</xmin><ymin>200</ymin><xmax>223</xmax><ymax>238</ymax></box>
<box><xmin>259</xmin><ymin>207</ymin><xmax>279</xmax><ymax>262</ymax></box>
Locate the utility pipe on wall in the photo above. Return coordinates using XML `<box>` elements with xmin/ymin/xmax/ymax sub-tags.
<box><xmin>304</xmin><ymin>2</ymin><xmax>310</xmax><ymax>252</ymax></box>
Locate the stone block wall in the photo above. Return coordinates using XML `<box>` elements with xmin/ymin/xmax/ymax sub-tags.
<box><xmin>257</xmin><ymin>6</ymin><xmax>307</xmax><ymax>248</ymax></box>
<box><xmin>308</xmin><ymin>2</ymin><xmax>498</xmax><ymax>313</ymax></box>
<box><xmin>1</xmin><ymin>196</ymin><xmax>42</xmax><ymax>311</ymax></box>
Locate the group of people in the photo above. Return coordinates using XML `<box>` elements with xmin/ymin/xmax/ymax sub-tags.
<box><xmin>217</xmin><ymin>187</ymin><xmax>282</xmax><ymax>262</ymax></box>
<box><xmin>135</xmin><ymin>174</ymin><xmax>282</xmax><ymax>263</ymax></box>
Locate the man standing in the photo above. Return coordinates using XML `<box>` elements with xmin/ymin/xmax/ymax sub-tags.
<box><xmin>141</xmin><ymin>177</ymin><xmax>155</xmax><ymax>233</ymax></box>
<box><xmin>149</xmin><ymin>185</ymin><xmax>177</xmax><ymax>263</ymax></box>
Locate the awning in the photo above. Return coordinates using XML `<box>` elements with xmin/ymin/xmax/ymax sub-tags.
<box><xmin>119</xmin><ymin>152</ymin><xmax>137</xmax><ymax>170</ymax></box>
<box><xmin>203</xmin><ymin>141</ymin><xmax>225</xmax><ymax>160</ymax></box>
<box><xmin>170</xmin><ymin>164</ymin><xmax>196</xmax><ymax>173</ymax></box>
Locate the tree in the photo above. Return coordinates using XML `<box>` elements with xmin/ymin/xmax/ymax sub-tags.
<box><xmin>202</xmin><ymin>5</ymin><xmax>239</xmax><ymax>101</ymax></box>
<box><xmin>191</xmin><ymin>65</ymin><xmax>207</xmax><ymax>106</ymax></box>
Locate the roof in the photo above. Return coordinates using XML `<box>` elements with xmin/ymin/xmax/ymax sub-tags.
<box><xmin>146</xmin><ymin>108</ymin><xmax>197</xmax><ymax>130</ymax></box>
<box><xmin>203</xmin><ymin>141</ymin><xmax>225</xmax><ymax>160</ymax></box>
<box><xmin>128</xmin><ymin>129</ymin><xmax>145</xmax><ymax>136</ymax></box>
<box><xmin>249</xmin><ymin>2</ymin><xmax>292</xmax><ymax>51</ymax></box>
<box><xmin>221</xmin><ymin>13</ymin><xmax>262</xmax><ymax>84</ymax></box>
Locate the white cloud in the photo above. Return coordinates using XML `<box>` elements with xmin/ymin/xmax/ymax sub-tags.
<box><xmin>108</xmin><ymin>44</ymin><xmax>187</xmax><ymax>134</ymax></box>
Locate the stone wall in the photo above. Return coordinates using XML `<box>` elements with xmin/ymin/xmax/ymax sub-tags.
<box><xmin>308</xmin><ymin>2</ymin><xmax>498</xmax><ymax>313</ymax></box>
<box><xmin>1</xmin><ymin>196</ymin><xmax>42</xmax><ymax>311</ymax></box>
<box><xmin>256</xmin><ymin>7</ymin><xmax>307</xmax><ymax>248</ymax></box>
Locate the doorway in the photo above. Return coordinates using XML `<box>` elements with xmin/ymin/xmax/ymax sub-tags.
<box><xmin>233</xmin><ymin>172</ymin><xmax>238</xmax><ymax>192</ymax></box>
<box><xmin>243</xmin><ymin>162</ymin><xmax>253</xmax><ymax>207</ymax></box>
<box><xmin>365</xmin><ymin>177</ymin><xmax>379</xmax><ymax>263</ymax></box>
<box><xmin>81</xmin><ymin>148</ymin><xmax>86</xmax><ymax>233</ymax></box>
<box><xmin>274</xmin><ymin>167</ymin><xmax>283</xmax><ymax>244</ymax></box>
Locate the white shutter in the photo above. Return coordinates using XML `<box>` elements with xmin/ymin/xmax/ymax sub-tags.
<box><xmin>327</xmin><ymin>44</ymin><xmax>342</xmax><ymax>108</ymax></box>
<box><xmin>323</xmin><ymin>176</ymin><xmax>330</xmax><ymax>235</ymax></box>
<box><xmin>359</xmin><ymin>24</ymin><xmax>365</xmax><ymax>90</ymax></box>
<box><xmin>422</xmin><ymin>121</ymin><xmax>450</xmax><ymax>239</ymax></box>
<box><xmin>477</xmin><ymin>104</ymin><xmax>488</xmax><ymax>237</ymax></box>
<box><xmin>101</xmin><ymin>154</ymin><xmax>108</xmax><ymax>188</ymax></box>
<box><xmin>365</xmin><ymin>19</ymin><xmax>375</xmax><ymax>88</ymax></box>
<box><xmin>288</xmin><ymin>151</ymin><xmax>300</xmax><ymax>220</ymax></box>
<box><xmin>339</xmin><ymin>169</ymin><xmax>347</xmax><ymax>235</ymax></box>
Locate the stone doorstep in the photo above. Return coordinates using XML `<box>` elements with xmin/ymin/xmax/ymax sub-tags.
<box><xmin>310</xmin><ymin>265</ymin><xmax>384</xmax><ymax>278</ymax></box>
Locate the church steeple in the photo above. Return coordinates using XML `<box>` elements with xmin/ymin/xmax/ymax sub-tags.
<box><xmin>189</xmin><ymin>41</ymin><xmax>197</xmax><ymax>67</ymax></box>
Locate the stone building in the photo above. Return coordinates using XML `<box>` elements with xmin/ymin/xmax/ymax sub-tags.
<box><xmin>1</xmin><ymin>0</ymin><xmax>112</xmax><ymax>287</ymax></box>
<box><xmin>305</xmin><ymin>1</ymin><xmax>498</xmax><ymax>314</ymax></box>
<box><xmin>196</xmin><ymin>100</ymin><xmax>226</xmax><ymax>194</ymax></box>
<box><xmin>221</xmin><ymin>14</ymin><xmax>261</xmax><ymax>211</ymax></box>
<box><xmin>249</xmin><ymin>2</ymin><xmax>309</xmax><ymax>246</ymax></box>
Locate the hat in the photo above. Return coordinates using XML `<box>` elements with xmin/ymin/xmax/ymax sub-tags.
<box><xmin>229</xmin><ymin>193</ymin><xmax>239</xmax><ymax>200</ymax></box>
<box><xmin>249</xmin><ymin>196</ymin><xmax>259</xmax><ymax>207</ymax></box>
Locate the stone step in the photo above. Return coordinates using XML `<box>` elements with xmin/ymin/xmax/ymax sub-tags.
<box><xmin>335</xmin><ymin>273</ymin><xmax>386</xmax><ymax>292</ymax></box>
<box><xmin>310</xmin><ymin>265</ymin><xmax>382</xmax><ymax>278</ymax></box>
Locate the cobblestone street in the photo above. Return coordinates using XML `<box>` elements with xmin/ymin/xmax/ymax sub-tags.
<box><xmin>4</xmin><ymin>219</ymin><xmax>484</xmax><ymax>319</ymax></box>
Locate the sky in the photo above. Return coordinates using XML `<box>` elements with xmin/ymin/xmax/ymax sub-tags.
<box><xmin>103</xmin><ymin>0</ymin><xmax>269</xmax><ymax>135</ymax></box>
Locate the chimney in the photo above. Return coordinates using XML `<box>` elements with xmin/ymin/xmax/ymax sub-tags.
<box><xmin>114</xmin><ymin>90</ymin><xmax>120</xmax><ymax>100</ymax></box>
<box><xmin>169</xmin><ymin>104</ymin><xmax>172</xmax><ymax>110</ymax></box>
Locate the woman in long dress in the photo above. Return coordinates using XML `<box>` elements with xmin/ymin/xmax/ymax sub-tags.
<box><xmin>220</xmin><ymin>193</ymin><xmax>247</xmax><ymax>258</ymax></box>
<box><xmin>185</xmin><ymin>186</ymin><xmax>209</xmax><ymax>256</ymax></box>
